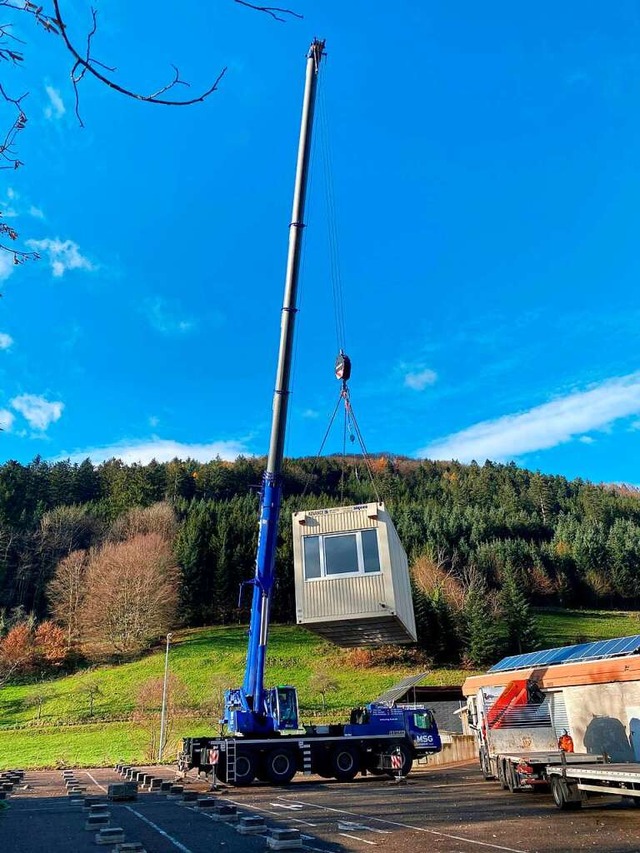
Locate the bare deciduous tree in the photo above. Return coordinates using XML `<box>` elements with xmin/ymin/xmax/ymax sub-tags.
<box><xmin>79</xmin><ymin>532</ymin><xmax>179</xmax><ymax>658</ymax></box>
<box><xmin>134</xmin><ymin>673</ymin><xmax>188</xmax><ymax>761</ymax></box>
<box><xmin>108</xmin><ymin>502</ymin><xmax>177</xmax><ymax>545</ymax></box>
<box><xmin>48</xmin><ymin>548</ymin><xmax>88</xmax><ymax>649</ymax></box>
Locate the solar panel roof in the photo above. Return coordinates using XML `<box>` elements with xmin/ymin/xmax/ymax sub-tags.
<box><xmin>488</xmin><ymin>634</ymin><xmax>640</xmax><ymax>673</ymax></box>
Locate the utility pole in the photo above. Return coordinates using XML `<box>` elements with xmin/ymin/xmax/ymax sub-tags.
<box><xmin>158</xmin><ymin>632</ymin><xmax>173</xmax><ymax>762</ymax></box>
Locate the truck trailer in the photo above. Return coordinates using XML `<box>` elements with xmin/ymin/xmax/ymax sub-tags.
<box><xmin>462</xmin><ymin>634</ymin><xmax>640</xmax><ymax>794</ymax></box>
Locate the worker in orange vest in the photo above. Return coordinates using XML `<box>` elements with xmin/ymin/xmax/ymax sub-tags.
<box><xmin>558</xmin><ymin>729</ymin><xmax>574</xmax><ymax>752</ymax></box>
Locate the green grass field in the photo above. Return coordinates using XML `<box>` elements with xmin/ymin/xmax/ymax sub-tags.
<box><xmin>1</xmin><ymin>609</ymin><xmax>638</xmax><ymax>769</ymax></box>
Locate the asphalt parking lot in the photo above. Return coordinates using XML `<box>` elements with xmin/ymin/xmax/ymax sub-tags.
<box><xmin>1</xmin><ymin>762</ymin><xmax>639</xmax><ymax>853</ymax></box>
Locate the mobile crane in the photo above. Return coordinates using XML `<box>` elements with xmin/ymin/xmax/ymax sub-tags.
<box><xmin>178</xmin><ymin>39</ymin><xmax>441</xmax><ymax>786</ymax></box>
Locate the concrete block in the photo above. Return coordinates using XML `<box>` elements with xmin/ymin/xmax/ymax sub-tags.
<box><xmin>181</xmin><ymin>791</ymin><xmax>198</xmax><ymax>802</ymax></box>
<box><xmin>167</xmin><ymin>785</ymin><xmax>183</xmax><ymax>799</ymax></box>
<box><xmin>160</xmin><ymin>781</ymin><xmax>172</xmax><ymax>793</ymax></box>
<box><xmin>83</xmin><ymin>796</ymin><xmax>104</xmax><ymax>810</ymax></box>
<box><xmin>267</xmin><ymin>828</ymin><xmax>302</xmax><ymax>850</ymax></box>
<box><xmin>195</xmin><ymin>797</ymin><xmax>217</xmax><ymax>809</ymax></box>
<box><xmin>113</xmin><ymin>844</ymin><xmax>147</xmax><ymax>853</ymax></box>
<box><xmin>96</xmin><ymin>827</ymin><xmax>125</xmax><ymax>845</ymax></box>
<box><xmin>237</xmin><ymin>815</ymin><xmax>267</xmax><ymax>835</ymax></box>
<box><xmin>212</xmin><ymin>804</ymin><xmax>238</xmax><ymax>823</ymax></box>
<box><xmin>85</xmin><ymin>814</ymin><xmax>110</xmax><ymax>829</ymax></box>
<box><xmin>108</xmin><ymin>782</ymin><xmax>138</xmax><ymax>802</ymax></box>
<box><xmin>148</xmin><ymin>778</ymin><xmax>162</xmax><ymax>791</ymax></box>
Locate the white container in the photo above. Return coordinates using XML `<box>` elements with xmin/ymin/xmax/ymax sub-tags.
<box><xmin>292</xmin><ymin>502</ymin><xmax>416</xmax><ymax>646</ymax></box>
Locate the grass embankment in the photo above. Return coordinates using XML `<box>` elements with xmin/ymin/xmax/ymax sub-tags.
<box><xmin>1</xmin><ymin>610</ymin><xmax>638</xmax><ymax>769</ymax></box>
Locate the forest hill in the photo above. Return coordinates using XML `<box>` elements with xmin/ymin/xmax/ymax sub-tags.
<box><xmin>0</xmin><ymin>454</ymin><xmax>639</xmax><ymax>675</ymax></box>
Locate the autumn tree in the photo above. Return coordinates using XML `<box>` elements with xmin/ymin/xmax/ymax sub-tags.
<box><xmin>0</xmin><ymin>620</ymin><xmax>35</xmax><ymax>682</ymax></box>
<box><xmin>78</xmin><ymin>533</ymin><xmax>179</xmax><ymax>658</ymax></box>
<box><xmin>34</xmin><ymin>618</ymin><xmax>67</xmax><ymax>667</ymax></box>
<box><xmin>47</xmin><ymin>548</ymin><xmax>88</xmax><ymax>649</ymax></box>
<box><xmin>108</xmin><ymin>501</ymin><xmax>177</xmax><ymax>545</ymax></box>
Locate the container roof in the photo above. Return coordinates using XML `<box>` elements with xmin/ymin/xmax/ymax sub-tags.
<box><xmin>489</xmin><ymin>635</ymin><xmax>640</xmax><ymax>674</ymax></box>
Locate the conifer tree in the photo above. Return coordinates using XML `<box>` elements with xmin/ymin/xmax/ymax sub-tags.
<box><xmin>462</xmin><ymin>578</ymin><xmax>502</xmax><ymax>668</ymax></box>
<box><xmin>499</xmin><ymin>563</ymin><xmax>541</xmax><ymax>655</ymax></box>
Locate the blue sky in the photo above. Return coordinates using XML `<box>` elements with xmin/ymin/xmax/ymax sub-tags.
<box><xmin>2</xmin><ymin>1</ymin><xmax>640</xmax><ymax>484</ymax></box>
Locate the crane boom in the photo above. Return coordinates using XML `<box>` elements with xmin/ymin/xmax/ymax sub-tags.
<box><xmin>223</xmin><ymin>39</ymin><xmax>325</xmax><ymax>736</ymax></box>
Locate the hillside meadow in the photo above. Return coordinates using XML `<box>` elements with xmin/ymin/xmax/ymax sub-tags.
<box><xmin>1</xmin><ymin>609</ymin><xmax>639</xmax><ymax>769</ymax></box>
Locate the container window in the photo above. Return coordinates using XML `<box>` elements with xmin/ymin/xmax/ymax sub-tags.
<box><xmin>361</xmin><ymin>528</ymin><xmax>381</xmax><ymax>573</ymax></box>
<box><xmin>302</xmin><ymin>530</ymin><xmax>382</xmax><ymax>580</ymax></box>
<box><xmin>324</xmin><ymin>533</ymin><xmax>359</xmax><ymax>575</ymax></box>
<box><xmin>303</xmin><ymin>536</ymin><xmax>322</xmax><ymax>579</ymax></box>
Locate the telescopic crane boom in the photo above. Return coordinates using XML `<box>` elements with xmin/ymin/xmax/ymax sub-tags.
<box><xmin>222</xmin><ymin>38</ymin><xmax>325</xmax><ymax>736</ymax></box>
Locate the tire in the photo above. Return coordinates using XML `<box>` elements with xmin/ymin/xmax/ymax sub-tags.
<box><xmin>330</xmin><ymin>745</ymin><xmax>360</xmax><ymax>782</ymax></box>
<box><xmin>265</xmin><ymin>749</ymin><xmax>297</xmax><ymax>785</ymax></box>
<box><xmin>479</xmin><ymin>748</ymin><xmax>493</xmax><ymax>781</ymax></box>
<box><xmin>385</xmin><ymin>744</ymin><xmax>413</xmax><ymax>779</ymax></box>
<box><xmin>551</xmin><ymin>776</ymin><xmax>581</xmax><ymax>810</ymax></box>
<box><xmin>233</xmin><ymin>750</ymin><xmax>257</xmax><ymax>787</ymax></box>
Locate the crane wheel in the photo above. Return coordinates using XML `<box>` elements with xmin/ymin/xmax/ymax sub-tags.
<box><xmin>233</xmin><ymin>751</ymin><xmax>257</xmax><ymax>786</ymax></box>
<box><xmin>330</xmin><ymin>745</ymin><xmax>360</xmax><ymax>782</ymax></box>
<box><xmin>265</xmin><ymin>749</ymin><xmax>297</xmax><ymax>785</ymax></box>
<box><xmin>385</xmin><ymin>744</ymin><xmax>413</xmax><ymax>778</ymax></box>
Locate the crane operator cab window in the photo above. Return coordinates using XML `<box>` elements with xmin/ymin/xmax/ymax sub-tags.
<box><xmin>274</xmin><ymin>686</ymin><xmax>299</xmax><ymax>729</ymax></box>
<box><xmin>411</xmin><ymin>710</ymin><xmax>436</xmax><ymax>732</ymax></box>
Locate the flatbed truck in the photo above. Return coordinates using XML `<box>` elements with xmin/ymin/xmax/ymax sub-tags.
<box><xmin>492</xmin><ymin>749</ymin><xmax>603</xmax><ymax>794</ymax></box>
<box><xmin>546</xmin><ymin>760</ymin><xmax>640</xmax><ymax>809</ymax></box>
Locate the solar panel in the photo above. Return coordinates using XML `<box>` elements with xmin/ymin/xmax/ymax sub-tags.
<box><xmin>488</xmin><ymin>634</ymin><xmax>640</xmax><ymax>673</ymax></box>
<box><xmin>374</xmin><ymin>671</ymin><xmax>429</xmax><ymax>705</ymax></box>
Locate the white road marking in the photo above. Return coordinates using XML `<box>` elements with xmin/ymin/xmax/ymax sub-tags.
<box><xmin>83</xmin><ymin>770</ymin><xmax>107</xmax><ymax>793</ymax></box>
<box><xmin>290</xmin><ymin>817</ymin><xmax>318</xmax><ymax>826</ymax></box>
<box><xmin>270</xmin><ymin>802</ymin><xmax>304</xmax><ymax>810</ymax></box>
<box><xmin>339</xmin><ymin>833</ymin><xmax>377</xmax><ymax>845</ymax></box>
<box><xmin>284</xmin><ymin>799</ymin><xmax>528</xmax><ymax>853</ymax></box>
<box><xmin>126</xmin><ymin>806</ymin><xmax>194</xmax><ymax>853</ymax></box>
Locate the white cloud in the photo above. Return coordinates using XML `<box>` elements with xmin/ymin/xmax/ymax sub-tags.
<box><xmin>0</xmin><ymin>333</ymin><xmax>13</xmax><ymax>350</ymax></box>
<box><xmin>418</xmin><ymin>372</ymin><xmax>640</xmax><ymax>463</ymax></box>
<box><xmin>301</xmin><ymin>409</ymin><xmax>319</xmax><ymax>419</ymax></box>
<box><xmin>0</xmin><ymin>410</ymin><xmax>15</xmax><ymax>432</ymax></box>
<box><xmin>148</xmin><ymin>416</ymin><xmax>160</xmax><ymax>428</ymax></box>
<box><xmin>579</xmin><ymin>436</ymin><xmax>595</xmax><ymax>445</ymax></box>
<box><xmin>10</xmin><ymin>394</ymin><xmax>64</xmax><ymax>431</ymax></box>
<box><xmin>404</xmin><ymin>367</ymin><xmax>438</xmax><ymax>391</ymax></box>
<box><xmin>25</xmin><ymin>238</ymin><xmax>93</xmax><ymax>277</ymax></box>
<box><xmin>142</xmin><ymin>296</ymin><xmax>195</xmax><ymax>335</ymax></box>
<box><xmin>29</xmin><ymin>206</ymin><xmax>45</xmax><ymax>220</ymax></box>
<box><xmin>44</xmin><ymin>86</ymin><xmax>65</xmax><ymax>120</ymax></box>
<box><xmin>61</xmin><ymin>437</ymin><xmax>249</xmax><ymax>465</ymax></box>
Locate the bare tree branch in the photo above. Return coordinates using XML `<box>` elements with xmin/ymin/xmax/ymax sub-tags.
<box><xmin>233</xmin><ymin>0</ymin><xmax>302</xmax><ymax>22</ymax></box>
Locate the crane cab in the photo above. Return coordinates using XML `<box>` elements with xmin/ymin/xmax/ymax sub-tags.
<box><xmin>266</xmin><ymin>686</ymin><xmax>300</xmax><ymax>731</ymax></box>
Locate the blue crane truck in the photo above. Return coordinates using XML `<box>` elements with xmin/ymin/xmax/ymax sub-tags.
<box><xmin>178</xmin><ymin>39</ymin><xmax>441</xmax><ymax>786</ymax></box>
